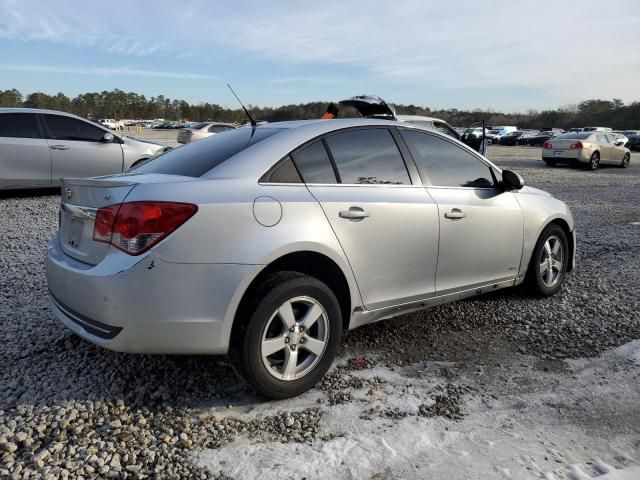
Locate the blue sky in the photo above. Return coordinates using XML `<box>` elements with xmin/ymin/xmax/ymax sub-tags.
<box><xmin>1</xmin><ymin>0</ymin><xmax>639</xmax><ymax>112</ymax></box>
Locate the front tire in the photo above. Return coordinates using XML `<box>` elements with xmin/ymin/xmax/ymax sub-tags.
<box><xmin>525</xmin><ymin>224</ymin><xmax>569</xmax><ymax>297</ymax></box>
<box><xmin>229</xmin><ymin>272</ymin><xmax>342</xmax><ymax>399</ymax></box>
<box><xmin>621</xmin><ymin>153</ymin><xmax>630</xmax><ymax>168</ymax></box>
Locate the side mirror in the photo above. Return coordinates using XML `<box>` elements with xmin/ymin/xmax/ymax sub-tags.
<box><xmin>502</xmin><ymin>169</ymin><xmax>524</xmax><ymax>190</ymax></box>
<box><xmin>615</xmin><ymin>140</ymin><xmax>624</xmax><ymax>146</ymax></box>
<box><xmin>102</xmin><ymin>132</ymin><xmax>115</xmax><ymax>142</ymax></box>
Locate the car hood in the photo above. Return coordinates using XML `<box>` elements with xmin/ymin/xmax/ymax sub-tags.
<box><xmin>339</xmin><ymin>95</ymin><xmax>396</xmax><ymax>118</ymax></box>
<box><xmin>123</xmin><ymin>136</ymin><xmax>168</xmax><ymax>149</ymax></box>
<box><xmin>520</xmin><ymin>186</ymin><xmax>553</xmax><ymax>198</ymax></box>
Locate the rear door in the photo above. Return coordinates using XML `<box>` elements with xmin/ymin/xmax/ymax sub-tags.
<box><xmin>603</xmin><ymin>134</ymin><xmax>624</xmax><ymax>164</ymax></box>
<box><xmin>0</xmin><ymin>112</ymin><xmax>51</xmax><ymax>188</ymax></box>
<box><xmin>41</xmin><ymin>114</ymin><xmax>124</xmax><ymax>185</ymax></box>
<box><xmin>294</xmin><ymin>127</ymin><xmax>440</xmax><ymax>310</ymax></box>
<box><xmin>399</xmin><ymin>129</ymin><xmax>523</xmax><ymax>293</ymax></box>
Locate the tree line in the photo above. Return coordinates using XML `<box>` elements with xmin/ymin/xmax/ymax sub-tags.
<box><xmin>1</xmin><ymin>88</ymin><xmax>638</xmax><ymax>129</ymax></box>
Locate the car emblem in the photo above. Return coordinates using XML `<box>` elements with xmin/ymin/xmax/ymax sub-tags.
<box><xmin>65</xmin><ymin>187</ymin><xmax>73</xmax><ymax>200</ymax></box>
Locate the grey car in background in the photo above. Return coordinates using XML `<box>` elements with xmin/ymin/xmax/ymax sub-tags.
<box><xmin>177</xmin><ymin>122</ymin><xmax>236</xmax><ymax>144</ymax></box>
<box><xmin>47</xmin><ymin>119</ymin><xmax>575</xmax><ymax>398</ymax></box>
<box><xmin>0</xmin><ymin>108</ymin><xmax>169</xmax><ymax>190</ymax></box>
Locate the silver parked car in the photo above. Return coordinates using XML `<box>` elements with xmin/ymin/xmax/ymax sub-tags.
<box><xmin>177</xmin><ymin>122</ymin><xmax>236</xmax><ymax>144</ymax></box>
<box><xmin>0</xmin><ymin>108</ymin><xmax>169</xmax><ymax>189</ymax></box>
<box><xmin>47</xmin><ymin>119</ymin><xmax>575</xmax><ymax>398</ymax></box>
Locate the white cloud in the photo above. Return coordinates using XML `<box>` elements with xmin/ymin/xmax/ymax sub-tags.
<box><xmin>0</xmin><ymin>64</ymin><xmax>215</xmax><ymax>80</ymax></box>
<box><xmin>1</xmin><ymin>0</ymin><xmax>639</xmax><ymax>107</ymax></box>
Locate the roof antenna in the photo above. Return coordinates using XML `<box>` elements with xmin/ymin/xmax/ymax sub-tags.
<box><xmin>227</xmin><ymin>84</ymin><xmax>257</xmax><ymax>127</ymax></box>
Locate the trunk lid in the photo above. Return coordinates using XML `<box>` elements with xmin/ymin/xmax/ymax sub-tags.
<box><xmin>59</xmin><ymin>177</ymin><xmax>137</xmax><ymax>265</ymax></box>
<box><xmin>547</xmin><ymin>139</ymin><xmax>585</xmax><ymax>150</ymax></box>
<box><xmin>339</xmin><ymin>95</ymin><xmax>396</xmax><ymax>119</ymax></box>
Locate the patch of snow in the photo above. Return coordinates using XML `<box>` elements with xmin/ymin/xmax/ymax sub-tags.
<box><xmin>197</xmin><ymin>341</ymin><xmax>640</xmax><ymax>479</ymax></box>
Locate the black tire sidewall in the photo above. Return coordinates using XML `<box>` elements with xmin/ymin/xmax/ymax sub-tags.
<box><xmin>237</xmin><ymin>275</ymin><xmax>342</xmax><ymax>399</ymax></box>
<box><xmin>527</xmin><ymin>224</ymin><xmax>569</xmax><ymax>296</ymax></box>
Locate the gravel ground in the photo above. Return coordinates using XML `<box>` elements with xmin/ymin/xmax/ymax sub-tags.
<box><xmin>1</xmin><ymin>145</ymin><xmax>639</xmax><ymax>478</ymax></box>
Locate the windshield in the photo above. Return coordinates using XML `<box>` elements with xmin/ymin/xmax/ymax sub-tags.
<box><xmin>133</xmin><ymin>127</ymin><xmax>285</xmax><ymax>177</ymax></box>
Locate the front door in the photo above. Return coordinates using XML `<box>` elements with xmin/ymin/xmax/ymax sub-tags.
<box><xmin>292</xmin><ymin>128</ymin><xmax>440</xmax><ymax>310</ymax></box>
<box><xmin>399</xmin><ymin>128</ymin><xmax>524</xmax><ymax>293</ymax></box>
<box><xmin>41</xmin><ymin>114</ymin><xmax>124</xmax><ymax>185</ymax></box>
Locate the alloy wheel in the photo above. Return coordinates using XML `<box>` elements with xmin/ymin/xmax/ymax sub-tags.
<box><xmin>539</xmin><ymin>235</ymin><xmax>564</xmax><ymax>288</ymax></box>
<box><xmin>260</xmin><ymin>296</ymin><xmax>329</xmax><ymax>381</ymax></box>
<box><xmin>622</xmin><ymin>154</ymin><xmax>630</xmax><ymax>168</ymax></box>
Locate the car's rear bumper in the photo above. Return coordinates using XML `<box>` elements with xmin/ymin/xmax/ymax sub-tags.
<box><xmin>542</xmin><ymin>150</ymin><xmax>590</xmax><ymax>163</ymax></box>
<box><xmin>46</xmin><ymin>234</ymin><xmax>256</xmax><ymax>354</ymax></box>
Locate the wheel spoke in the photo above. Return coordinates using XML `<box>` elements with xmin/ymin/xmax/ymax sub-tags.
<box><xmin>552</xmin><ymin>259</ymin><xmax>562</xmax><ymax>271</ymax></box>
<box><xmin>262</xmin><ymin>336</ymin><xmax>286</xmax><ymax>357</ymax></box>
<box><xmin>300</xmin><ymin>303</ymin><xmax>324</xmax><ymax>330</ymax></box>
<box><xmin>278</xmin><ymin>300</ymin><xmax>296</xmax><ymax>329</ymax></box>
<box><xmin>301</xmin><ymin>337</ymin><xmax>325</xmax><ymax>356</ymax></box>
<box><xmin>540</xmin><ymin>261</ymin><xmax>549</xmax><ymax>274</ymax></box>
<box><xmin>543</xmin><ymin>241</ymin><xmax>552</xmax><ymax>257</ymax></box>
<box><xmin>544</xmin><ymin>268</ymin><xmax>553</xmax><ymax>284</ymax></box>
<box><xmin>550</xmin><ymin>239</ymin><xmax>560</xmax><ymax>255</ymax></box>
<box><xmin>282</xmin><ymin>348</ymin><xmax>298</xmax><ymax>380</ymax></box>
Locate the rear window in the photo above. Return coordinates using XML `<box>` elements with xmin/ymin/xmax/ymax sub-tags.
<box><xmin>191</xmin><ymin>122</ymin><xmax>210</xmax><ymax>130</ymax></box>
<box><xmin>556</xmin><ymin>133</ymin><xmax>592</xmax><ymax>140</ymax></box>
<box><xmin>134</xmin><ymin>127</ymin><xmax>284</xmax><ymax>177</ymax></box>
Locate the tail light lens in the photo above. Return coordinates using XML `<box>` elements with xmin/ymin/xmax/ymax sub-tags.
<box><xmin>543</xmin><ymin>141</ymin><xmax>552</xmax><ymax>149</ymax></box>
<box><xmin>570</xmin><ymin>141</ymin><xmax>583</xmax><ymax>149</ymax></box>
<box><xmin>93</xmin><ymin>201</ymin><xmax>198</xmax><ymax>255</ymax></box>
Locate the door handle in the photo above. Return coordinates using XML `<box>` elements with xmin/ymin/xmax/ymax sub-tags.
<box><xmin>339</xmin><ymin>207</ymin><xmax>370</xmax><ymax>221</ymax></box>
<box><xmin>50</xmin><ymin>145</ymin><xmax>70</xmax><ymax>150</ymax></box>
<box><xmin>444</xmin><ymin>208</ymin><xmax>466</xmax><ymax>220</ymax></box>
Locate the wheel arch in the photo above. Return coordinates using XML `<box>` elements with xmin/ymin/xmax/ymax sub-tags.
<box><xmin>546</xmin><ymin>218</ymin><xmax>574</xmax><ymax>272</ymax></box>
<box><xmin>230</xmin><ymin>250</ymin><xmax>357</xmax><ymax>346</ymax></box>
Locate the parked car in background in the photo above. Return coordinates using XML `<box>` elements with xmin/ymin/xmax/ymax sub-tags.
<box><xmin>582</xmin><ymin>127</ymin><xmax>612</xmax><ymax>132</ymax></box>
<box><xmin>0</xmin><ymin>108</ymin><xmax>169</xmax><ymax>189</ymax></box>
<box><xmin>98</xmin><ymin>119</ymin><xmax>118</xmax><ymax>129</ymax></box>
<box><xmin>568</xmin><ymin>128</ymin><xmax>583</xmax><ymax>133</ymax></box>
<box><xmin>498</xmin><ymin>131</ymin><xmax>525</xmax><ymax>145</ymax></box>
<box><xmin>522</xmin><ymin>131</ymin><xmax>561</xmax><ymax>146</ymax></box>
<box><xmin>621</xmin><ymin>130</ymin><xmax>640</xmax><ymax>137</ymax></box>
<box><xmin>339</xmin><ymin>95</ymin><xmax>461</xmax><ymax>140</ymax></box>
<box><xmin>626</xmin><ymin>134</ymin><xmax>640</xmax><ymax>152</ymax></box>
<box><xmin>46</xmin><ymin>118</ymin><xmax>575</xmax><ymax>398</ymax></box>
<box><xmin>485</xmin><ymin>126</ymin><xmax>518</xmax><ymax>144</ymax></box>
<box><xmin>177</xmin><ymin>122</ymin><xmax>237</xmax><ymax>144</ymax></box>
<box><xmin>611</xmin><ymin>133</ymin><xmax>629</xmax><ymax>147</ymax></box>
<box><xmin>542</xmin><ymin>132</ymin><xmax>630</xmax><ymax>170</ymax></box>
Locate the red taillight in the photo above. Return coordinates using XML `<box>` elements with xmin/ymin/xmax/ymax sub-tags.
<box><xmin>93</xmin><ymin>201</ymin><xmax>198</xmax><ymax>255</ymax></box>
<box><xmin>570</xmin><ymin>141</ymin><xmax>583</xmax><ymax>149</ymax></box>
<box><xmin>543</xmin><ymin>141</ymin><xmax>552</xmax><ymax>149</ymax></box>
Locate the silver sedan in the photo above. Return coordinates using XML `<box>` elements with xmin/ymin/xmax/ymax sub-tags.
<box><xmin>47</xmin><ymin>119</ymin><xmax>575</xmax><ymax>398</ymax></box>
<box><xmin>177</xmin><ymin>122</ymin><xmax>236</xmax><ymax>144</ymax></box>
<box><xmin>0</xmin><ymin>108</ymin><xmax>168</xmax><ymax>189</ymax></box>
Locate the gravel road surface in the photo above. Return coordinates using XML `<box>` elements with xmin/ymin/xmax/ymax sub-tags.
<box><xmin>1</xmin><ymin>143</ymin><xmax>639</xmax><ymax>479</ymax></box>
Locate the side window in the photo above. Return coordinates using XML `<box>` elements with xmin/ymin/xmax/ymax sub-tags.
<box><xmin>596</xmin><ymin>134</ymin><xmax>607</xmax><ymax>144</ymax></box>
<box><xmin>265</xmin><ymin>156</ymin><xmax>302</xmax><ymax>183</ymax></box>
<box><xmin>400</xmin><ymin>130</ymin><xmax>494</xmax><ymax>188</ymax></box>
<box><xmin>324</xmin><ymin>128</ymin><xmax>411</xmax><ymax>185</ymax></box>
<box><xmin>44</xmin><ymin>115</ymin><xmax>106</xmax><ymax>142</ymax></box>
<box><xmin>0</xmin><ymin>113</ymin><xmax>40</xmax><ymax>139</ymax></box>
<box><xmin>291</xmin><ymin>140</ymin><xmax>337</xmax><ymax>184</ymax></box>
<box><xmin>209</xmin><ymin>125</ymin><xmax>227</xmax><ymax>133</ymax></box>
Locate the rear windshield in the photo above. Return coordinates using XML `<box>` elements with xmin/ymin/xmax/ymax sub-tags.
<box><xmin>190</xmin><ymin>122</ymin><xmax>210</xmax><ymax>130</ymax></box>
<box><xmin>556</xmin><ymin>132</ymin><xmax>592</xmax><ymax>140</ymax></box>
<box><xmin>134</xmin><ymin>127</ymin><xmax>284</xmax><ymax>177</ymax></box>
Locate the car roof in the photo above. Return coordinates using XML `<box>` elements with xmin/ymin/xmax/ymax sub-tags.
<box><xmin>395</xmin><ymin>115</ymin><xmax>446</xmax><ymax>123</ymax></box>
<box><xmin>0</xmin><ymin>107</ymin><xmax>82</xmax><ymax>118</ymax></box>
<box><xmin>205</xmin><ymin>118</ymin><xmax>497</xmax><ymax>180</ymax></box>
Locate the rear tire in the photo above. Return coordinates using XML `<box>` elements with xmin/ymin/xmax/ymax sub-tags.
<box><xmin>621</xmin><ymin>153</ymin><xmax>630</xmax><ymax>168</ymax></box>
<box><xmin>525</xmin><ymin>224</ymin><xmax>569</xmax><ymax>297</ymax></box>
<box><xmin>229</xmin><ymin>271</ymin><xmax>342</xmax><ymax>399</ymax></box>
<box><xmin>586</xmin><ymin>152</ymin><xmax>600</xmax><ymax>171</ymax></box>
